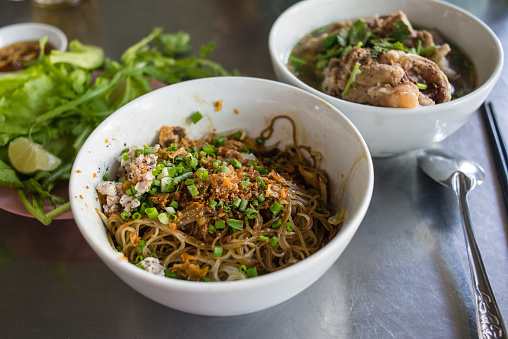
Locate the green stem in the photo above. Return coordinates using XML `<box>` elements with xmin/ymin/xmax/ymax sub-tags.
<box><xmin>17</xmin><ymin>189</ymin><xmax>52</xmax><ymax>225</ymax></box>
<box><xmin>46</xmin><ymin>201</ymin><xmax>71</xmax><ymax>219</ymax></box>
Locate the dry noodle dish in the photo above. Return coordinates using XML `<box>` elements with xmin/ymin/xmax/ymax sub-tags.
<box><xmin>96</xmin><ymin>115</ymin><xmax>344</xmax><ymax>282</ymax></box>
<box><xmin>288</xmin><ymin>11</ymin><xmax>477</xmax><ymax>108</ymax></box>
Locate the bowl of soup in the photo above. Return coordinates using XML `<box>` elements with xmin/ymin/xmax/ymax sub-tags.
<box><xmin>0</xmin><ymin>22</ymin><xmax>67</xmax><ymax>73</ymax></box>
<box><xmin>269</xmin><ymin>0</ymin><xmax>503</xmax><ymax>157</ymax></box>
<box><xmin>69</xmin><ymin>76</ymin><xmax>374</xmax><ymax>316</ymax></box>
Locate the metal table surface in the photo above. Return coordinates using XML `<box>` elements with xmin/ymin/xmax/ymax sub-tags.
<box><xmin>1</xmin><ymin>0</ymin><xmax>507</xmax><ymax>338</ymax></box>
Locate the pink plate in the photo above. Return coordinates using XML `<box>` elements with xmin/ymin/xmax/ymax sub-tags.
<box><xmin>0</xmin><ymin>181</ymin><xmax>73</xmax><ymax>220</ymax></box>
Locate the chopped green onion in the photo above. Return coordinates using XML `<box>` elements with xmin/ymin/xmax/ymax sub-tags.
<box><xmin>227</xmin><ymin>219</ymin><xmax>244</xmax><ymax>232</ymax></box>
<box><xmin>137</xmin><ymin>265</ymin><xmax>145</xmax><ymax>270</ymax></box>
<box><xmin>233</xmin><ymin>131</ymin><xmax>242</xmax><ymax>140</ymax></box>
<box><xmin>145</xmin><ymin>207</ymin><xmax>159</xmax><ymax>219</ymax></box>
<box><xmin>272</xmin><ymin>219</ymin><xmax>282</xmax><ymax>229</ymax></box>
<box><xmin>256</xmin><ymin>192</ymin><xmax>266</xmax><ymax>202</ymax></box>
<box><xmin>136</xmin><ymin>246</ymin><xmax>143</xmax><ymax>253</ymax></box>
<box><xmin>121</xmin><ymin>148</ymin><xmax>129</xmax><ymax>154</ymax></box>
<box><xmin>231</xmin><ymin>159</ymin><xmax>242</xmax><ymax>169</ymax></box>
<box><xmin>286</xmin><ymin>221</ymin><xmax>293</xmax><ymax>232</ymax></box>
<box><xmin>165</xmin><ymin>206</ymin><xmax>176</xmax><ymax>215</ymax></box>
<box><xmin>152</xmin><ymin>179</ymin><xmax>161</xmax><ymax>187</ymax></box>
<box><xmin>120</xmin><ymin>211</ymin><xmax>130</xmax><ymax>220</ymax></box>
<box><xmin>156</xmin><ymin>163</ymin><xmax>165</xmax><ymax>171</ymax></box>
<box><xmin>213</xmin><ymin>246</ymin><xmax>223</xmax><ymax>257</ymax></box>
<box><xmin>232</xmin><ymin>197</ymin><xmax>242</xmax><ymax>208</ymax></box>
<box><xmin>256</xmin><ymin>176</ymin><xmax>266</xmax><ymax>189</ymax></box>
<box><xmin>102</xmin><ymin>173</ymin><xmax>110</xmax><ymax>181</ymax></box>
<box><xmin>251</xmin><ymin>199</ymin><xmax>259</xmax><ymax>208</ymax></box>
<box><xmin>143</xmin><ymin>148</ymin><xmax>155</xmax><ymax>154</ymax></box>
<box><xmin>139</xmin><ymin>202</ymin><xmax>148</xmax><ymax>215</ymax></box>
<box><xmin>213</xmin><ymin>136</ymin><xmax>225</xmax><ymax>146</ymax></box>
<box><xmin>416</xmin><ymin>39</ymin><xmax>422</xmax><ymax>55</ymax></box>
<box><xmin>116</xmin><ymin>245</ymin><xmax>122</xmax><ymax>251</ymax></box>
<box><xmin>246</xmin><ymin>266</ymin><xmax>258</xmax><ymax>278</ymax></box>
<box><xmin>158</xmin><ymin>213</ymin><xmax>170</xmax><ymax>224</ymax></box>
<box><xmin>185</xmin><ymin>154</ymin><xmax>198</xmax><ymax>168</ymax></box>
<box><xmin>240</xmin><ymin>180</ymin><xmax>250</xmax><ymax>188</ymax></box>
<box><xmin>241</xmin><ymin>146</ymin><xmax>250</xmax><ymax>154</ymax></box>
<box><xmin>245</xmin><ymin>208</ymin><xmax>258</xmax><ymax>219</ymax></box>
<box><xmin>420</xmin><ymin>45</ymin><xmax>437</xmax><ymax>56</ymax></box>
<box><xmin>269</xmin><ymin>236</ymin><xmax>278</xmax><ymax>248</ymax></box>
<box><xmin>239</xmin><ymin>199</ymin><xmax>249</xmax><ymax>212</ymax></box>
<box><xmin>196</xmin><ymin>168</ymin><xmax>208</xmax><ymax>179</ymax></box>
<box><xmin>151</xmin><ymin>252</ymin><xmax>158</xmax><ymax>258</ymax></box>
<box><xmin>202</xmin><ymin>144</ymin><xmax>216</xmax><ymax>156</ymax></box>
<box><xmin>166</xmin><ymin>143</ymin><xmax>178</xmax><ymax>152</ymax></box>
<box><xmin>168</xmin><ymin>214</ymin><xmax>178</xmax><ymax>222</ymax></box>
<box><xmin>132</xmin><ymin>212</ymin><xmax>142</xmax><ymax>220</ymax></box>
<box><xmin>125</xmin><ymin>187</ymin><xmax>135</xmax><ymax>196</ymax></box>
<box><xmin>260</xmin><ymin>236</ymin><xmax>269</xmax><ymax>242</ymax></box>
<box><xmin>122</xmin><ymin>153</ymin><xmax>129</xmax><ymax>161</ymax></box>
<box><xmin>185</xmin><ymin>178</ymin><xmax>196</xmax><ymax>185</ymax></box>
<box><xmin>288</xmin><ymin>54</ymin><xmax>307</xmax><ymax>66</ymax></box>
<box><xmin>342</xmin><ymin>61</ymin><xmax>361</xmax><ymax>97</ymax></box>
<box><xmin>209</xmin><ymin>200</ymin><xmax>218</xmax><ymax>208</ymax></box>
<box><xmin>135</xmin><ymin>255</ymin><xmax>143</xmax><ymax>263</ymax></box>
<box><xmin>187</xmin><ymin>184</ymin><xmax>199</xmax><ymax>196</ymax></box>
<box><xmin>239</xmin><ymin>265</ymin><xmax>247</xmax><ymax>273</ymax></box>
<box><xmin>255</xmin><ymin>136</ymin><xmax>265</xmax><ymax>145</ymax></box>
<box><xmin>169</xmin><ymin>200</ymin><xmax>178</xmax><ymax>209</ymax></box>
<box><xmin>416</xmin><ymin>83</ymin><xmax>428</xmax><ymax>90</ymax></box>
<box><xmin>215</xmin><ymin>220</ymin><xmax>226</xmax><ymax>229</ymax></box>
<box><xmin>190</xmin><ymin>111</ymin><xmax>203</xmax><ymax>124</ymax></box>
<box><xmin>270</xmin><ymin>201</ymin><xmax>283</xmax><ymax>215</ymax></box>
<box><xmin>202</xmin><ymin>277</ymin><xmax>211</xmax><ymax>282</ymax></box>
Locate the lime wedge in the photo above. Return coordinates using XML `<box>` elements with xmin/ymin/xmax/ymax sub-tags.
<box><xmin>8</xmin><ymin>137</ymin><xmax>61</xmax><ymax>174</ymax></box>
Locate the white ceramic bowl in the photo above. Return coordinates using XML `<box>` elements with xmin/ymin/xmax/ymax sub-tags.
<box><xmin>0</xmin><ymin>22</ymin><xmax>68</xmax><ymax>74</ymax></box>
<box><xmin>69</xmin><ymin>77</ymin><xmax>374</xmax><ymax>316</ymax></box>
<box><xmin>269</xmin><ymin>0</ymin><xmax>504</xmax><ymax>157</ymax></box>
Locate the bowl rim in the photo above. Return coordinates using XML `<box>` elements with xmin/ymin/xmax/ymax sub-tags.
<box><xmin>70</xmin><ymin>76</ymin><xmax>375</xmax><ymax>293</ymax></box>
<box><xmin>268</xmin><ymin>0</ymin><xmax>504</xmax><ymax>116</ymax></box>
<box><xmin>0</xmin><ymin>22</ymin><xmax>68</xmax><ymax>51</ymax></box>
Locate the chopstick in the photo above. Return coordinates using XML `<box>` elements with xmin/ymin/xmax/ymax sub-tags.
<box><xmin>480</xmin><ymin>102</ymin><xmax>508</xmax><ymax>210</ymax></box>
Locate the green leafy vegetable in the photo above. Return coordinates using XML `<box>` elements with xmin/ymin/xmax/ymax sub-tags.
<box><xmin>0</xmin><ymin>27</ymin><xmax>237</xmax><ymax>225</ymax></box>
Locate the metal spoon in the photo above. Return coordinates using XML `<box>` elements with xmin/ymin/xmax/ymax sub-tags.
<box><xmin>417</xmin><ymin>148</ymin><xmax>506</xmax><ymax>339</ymax></box>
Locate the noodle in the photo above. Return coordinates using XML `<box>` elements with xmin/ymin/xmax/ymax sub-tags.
<box><xmin>96</xmin><ymin>116</ymin><xmax>344</xmax><ymax>281</ymax></box>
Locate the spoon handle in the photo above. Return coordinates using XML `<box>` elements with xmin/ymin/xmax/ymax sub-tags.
<box><xmin>453</xmin><ymin>173</ymin><xmax>507</xmax><ymax>339</ymax></box>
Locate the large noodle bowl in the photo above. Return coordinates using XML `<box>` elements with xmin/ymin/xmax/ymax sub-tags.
<box><xmin>96</xmin><ymin>115</ymin><xmax>345</xmax><ymax>282</ymax></box>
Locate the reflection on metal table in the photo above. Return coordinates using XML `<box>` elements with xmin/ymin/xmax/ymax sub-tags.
<box><xmin>0</xmin><ymin>0</ymin><xmax>507</xmax><ymax>338</ymax></box>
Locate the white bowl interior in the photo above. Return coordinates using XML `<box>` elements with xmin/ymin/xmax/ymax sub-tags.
<box><xmin>70</xmin><ymin>77</ymin><xmax>374</xmax><ymax>316</ymax></box>
<box><xmin>0</xmin><ymin>22</ymin><xmax>68</xmax><ymax>51</ymax></box>
<box><xmin>269</xmin><ymin>0</ymin><xmax>503</xmax><ymax>157</ymax></box>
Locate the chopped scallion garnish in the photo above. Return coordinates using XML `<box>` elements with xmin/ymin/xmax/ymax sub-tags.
<box><xmin>213</xmin><ymin>246</ymin><xmax>223</xmax><ymax>257</ymax></box>
<box><xmin>270</xmin><ymin>201</ymin><xmax>283</xmax><ymax>215</ymax></box>
<box><xmin>190</xmin><ymin>111</ymin><xmax>203</xmax><ymax>124</ymax></box>
<box><xmin>342</xmin><ymin>61</ymin><xmax>361</xmax><ymax>97</ymax></box>
<box><xmin>227</xmin><ymin>219</ymin><xmax>244</xmax><ymax>232</ymax></box>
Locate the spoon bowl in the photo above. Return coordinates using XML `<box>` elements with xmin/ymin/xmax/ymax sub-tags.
<box><xmin>417</xmin><ymin>148</ymin><xmax>506</xmax><ymax>339</ymax></box>
<box><xmin>417</xmin><ymin>148</ymin><xmax>485</xmax><ymax>190</ymax></box>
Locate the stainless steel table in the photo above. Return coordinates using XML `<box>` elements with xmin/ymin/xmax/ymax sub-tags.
<box><xmin>1</xmin><ymin>0</ymin><xmax>507</xmax><ymax>338</ymax></box>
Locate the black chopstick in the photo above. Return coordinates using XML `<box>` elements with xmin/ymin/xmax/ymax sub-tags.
<box><xmin>480</xmin><ymin>102</ymin><xmax>508</xmax><ymax>210</ymax></box>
